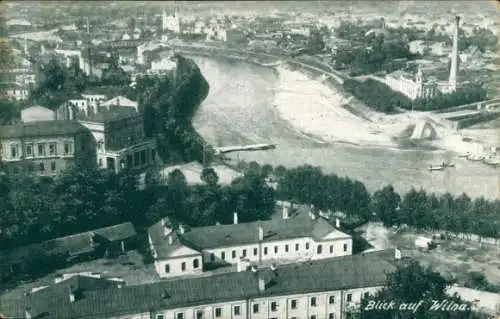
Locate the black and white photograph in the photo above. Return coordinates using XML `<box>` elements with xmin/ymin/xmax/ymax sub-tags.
<box><xmin>0</xmin><ymin>1</ymin><xmax>499</xmax><ymax>318</ymax></box>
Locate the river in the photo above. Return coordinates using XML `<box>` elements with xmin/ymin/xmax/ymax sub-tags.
<box><xmin>189</xmin><ymin>56</ymin><xmax>499</xmax><ymax>199</ymax></box>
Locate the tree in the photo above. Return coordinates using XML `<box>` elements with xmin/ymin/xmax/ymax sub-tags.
<box><xmin>200</xmin><ymin>167</ymin><xmax>219</xmax><ymax>187</ymax></box>
<box><xmin>360</xmin><ymin>260</ymin><xmax>478</xmax><ymax>319</ymax></box>
<box><xmin>371</xmin><ymin>185</ymin><xmax>401</xmax><ymax>226</ymax></box>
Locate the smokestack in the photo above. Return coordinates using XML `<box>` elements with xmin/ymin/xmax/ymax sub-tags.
<box><xmin>282</xmin><ymin>206</ymin><xmax>289</xmax><ymax>219</ymax></box>
<box><xmin>233</xmin><ymin>212</ymin><xmax>238</xmax><ymax>224</ymax></box>
<box><xmin>335</xmin><ymin>218</ymin><xmax>340</xmax><ymax>228</ymax></box>
<box><xmin>69</xmin><ymin>285</ymin><xmax>76</xmax><ymax>303</ymax></box>
<box><xmin>448</xmin><ymin>16</ymin><xmax>460</xmax><ymax>92</ymax></box>
<box><xmin>258</xmin><ymin>225</ymin><xmax>263</xmax><ymax>241</ymax></box>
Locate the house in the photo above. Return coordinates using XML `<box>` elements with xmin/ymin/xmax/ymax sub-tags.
<box><xmin>77</xmin><ymin>108</ymin><xmax>159</xmax><ymax>172</ymax></box>
<box><xmin>20</xmin><ymin>105</ymin><xmax>56</xmax><ymax>123</ymax></box>
<box><xmin>0</xmin><ymin>222</ymin><xmax>137</xmax><ymax>282</ymax></box>
<box><xmin>0</xmin><ymin>82</ymin><xmax>30</xmax><ymax>101</ymax></box>
<box><xmin>101</xmin><ymin>95</ymin><xmax>139</xmax><ymax>113</ymax></box>
<box><xmin>0</xmin><ymin>249</ymin><xmax>401</xmax><ymax>319</ymax></box>
<box><xmin>149</xmin><ymin>204</ymin><xmax>353</xmax><ymax>278</ymax></box>
<box><xmin>0</xmin><ymin>120</ymin><xmax>96</xmax><ymax>175</ymax></box>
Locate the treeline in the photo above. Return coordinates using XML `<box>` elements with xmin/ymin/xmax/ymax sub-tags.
<box><xmin>137</xmin><ymin>55</ymin><xmax>213</xmax><ymax>164</ymax></box>
<box><xmin>343</xmin><ymin>78</ymin><xmax>488</xmax><ymax>113</ymax></box>
<box><xmin>343</xmin><ymin>78</ymin><xmax>409</xmax><ymax>113</ymax></box>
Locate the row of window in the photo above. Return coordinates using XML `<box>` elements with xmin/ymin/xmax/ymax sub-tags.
<box><xmin>164</xmin><ymin>259</ymin><xmax>199</xmax><ymax>273</ymax></box>
<box><xmin>97</xmin><ymin>149</ymin><xmax>155</xmax><ymax>169</ymax></box>
<box><xmin>155</xmin><ymin>295</ymin><xmax>348</xmax><ymax>319</ymax></box>
<box><xmin>209</xmin><ymin>242</ymin><xmax>348</xmax><ymax>262</ymax></box>
<box><xmin>10</xmin><ymin>161</ymin><xmax>58</xmax><ymax>174</ymax></box>
<box><xmin>10</xmin><ymin>142</ymin><xmax>74</xmax><ymax>158</ymax></box>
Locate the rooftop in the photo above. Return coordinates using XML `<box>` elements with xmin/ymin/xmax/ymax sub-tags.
<box><xmin>79</xmin><ymin>107</ymin><xmax>139</xmax><ymax>124</ymax></box>
<box><xmin>101</xmin><ymin>96</ymin><xmax>138</xmax><ymax>108</ymax></box>
<box><xmin>0</xmin><ymin>120</ymin><xmax>89</xmax><ymax>139</ymax></box>
<box><xmin>1</xmin><ymin>249</ymin><xmax>399</xmax><ymax>319</ymax></box>
<box><xmin>0</xmin><ymin>222</ymin><xmax>137</xmax><ymax>266</ymax></box>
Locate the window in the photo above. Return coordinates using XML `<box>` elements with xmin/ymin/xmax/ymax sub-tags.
<box><xmin>232</xmin><ymin>250</ymin><xmax>236</xmax><ymax>259</ymax></box>
<box><xmin>39</xmin><ymin>163</ymin><xmax>45</xmax><ymax>172</ymax></box>
<box><xmin>274</xmin><ymin>246</ymin><xmax>278</xmax><ymax>253</ymax></box>
<box><xmin>210</xmin><ymin>253</ymin><xmax>215</xmax><ymax>262</ymax></box>
<box><xmin>51</xmin><ymin>162</ymin><xmax>56</xmax><ymax>171</ymax></box>
<box><xmin>221</xmin><ymin>252</ymin><xmax>225</xmax><ymax>260</ymax></box>
<box><xmin>242</xmin><ymin>249</ymin><xmax>246</xmax><ymax>257</ymax></box>
<box><xmin>99</xmin><ymin>158</ymin><xmax>103</xmax><ymax>167</ymax></box>
<box><xmin>49</xmin><ymin>143</ymin><xmax>57</xmax><ymax>155</ymax></box>
<box><xmin>252</xmin><ymin>303</ymin><xmax>259</xmax><ymax>313</ymax></box>
<box><xmin>156</xmin><ymin>315</ymin><xmax>164</xmax><ymax>319</ymax></box>
<box><xmin>317</xmin><ymin>245</ymin><xmax>322</xmax><ymax>254</ymax></box>
<box><xmin>176</xmin><ymin>313</ymin><xmax>184</xmax><ymax>319</ymax></box>
<box><xmin>151</xmin><ymin>149</ymin><xmax>156</xmax><ymax>161</ymax></box>
<box><xmin>329</xmin><ymin>295</ymin><xmax>335</xmax><ymax>304</ymax></box>
<box><xmin>253</xmin><ymin>248</ymin><xmax>258</xmax><ymax>256</ymax></box>
<box><xmin>233</xmin><ymin>305</ymin><xmax>241</xmax><ymax>315</ymax></box>
<box><xmin>271</xmin><ymin>301</ymin><xmax>278</xmax><ymax>311</ymax></box>
<box><xmin>306</xmin><ymin>243</ymin><xmax>310</xmax><ymax>250</ymax></box>
<box><xmin>196</xmin><ymin>310</ymin><xmax>204</xmax><ymax>319</ymax></box>
<box><xmin>285</xmin><ymin>244</ymin><xmax>289</xmax><ymax>252</ymax></box>
<box><xmin>311</xmin><ymin>296</ymin><xmax>317</xmax><ymax>306</ymax></box>
<box><xmin>126</xmin><ymin>154</ymin><xmax>133</xmax><ymax>167</ymax></box>
<box><xmin>181</xmin><ymin>262</ymin><xmax>186</xmax><ymax>271</ymax></box>
<box><xmin>295</xmin><ymin>243</ymin><xmax>299</xmax><ymax>251</ymax></box>
<box><xmin>25</xmin><ymin>144</ymin><xmax>32</xmax><ymax>156</ymax></box>
<box><xmin>329</xmin><ymin>314</ymin><xmax>335</xmax><ymax>319</ymax></box>
<box><xmin>290</xmin><ymin>300</ymin><xmax>297</xmax><ymax>309</ymax></box>
<box><xmin>164</xmin><ymin>264</ymin><xmax>170</xmax><ymax>273</ymax></box>
<box><xmin>311</xmin><ymin>316</ymin><xmax>317</xmax><ymax>319</ymax></box>
<box><xmin>264</xmin><ymin>247</ymin><xmax>268</xmax><ymax>255</ymax></box>
<box><xmin>134</xmin><ymin>152</ymin><xmax>140</xmax><ymax>166</ymax></box>
<box><xmin>347</xmin><ymin>293</ymin><xmax>352</xmax><ymax>302</ymax></box>
<box><xmin>64</xmin><ymin>142</ymin><xmax>72</xmax><ymax>154</ymax></box>
<box><xmin>215</xmin><ymin>308</ymin><xmax>222</xmax><ymax>317</ymax></box>
<box><xmin>343</xmin><ymin>244</ymin><xmax>348</xmax><ymax>252</ymax></box>
<box><xmin>10</xmin><ymin>144</ymin><xmax>17</xmax><ymax>158</ymax></box>
<box><xmin>330</xmin><ymin>245</ymin><xmax>333</xmax><ymax>253</ymax></box>
<box><xmin>37</xmin><ymin>143</ymin><xmax>44</xmax><ymax>156</ymax></box>
<box><xmin>193</xmin><ymin>259</ymin><xmax>199</xmax><ymax>269</ymax></box>
<box><xmin>140</xmin><ymin>150</ymin><xmax>146</xmax><ymax>165</ymax></box>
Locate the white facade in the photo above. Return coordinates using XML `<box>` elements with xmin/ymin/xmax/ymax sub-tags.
<box><xmin>81</xmin><ymin>94</ymin><xmax>107</xmax><ymax>113</ymax></box>
<box><xmin>68</xmin><ymin>98</ymin><xmax>91</xmax><ymax>116</ymax></box>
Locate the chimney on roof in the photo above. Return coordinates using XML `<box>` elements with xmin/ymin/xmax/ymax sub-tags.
<box><xmin>89</xmin><ymin>232</ymin><xmax>96</xmax><ymax>247</ymax></box>
<box><xmin>258</xmin><ymin>276</ymin><xmax>266</xmax><ymax>293</ymax></box>
<box><xmin>258</xmin><ymin>225</ymin><xmax>263</xmax><ymax>241</ymax></box>
<box><xmin>233</xmin><ymin>212</ymin><xmax>238</xmax><ymax>224</ymax></box>
<box><xmin>309</xmin><ymin>211</ymin><xmax>316</xmax><ymax>220</ymax></box>
<box><xmin>178</xmin><ymin>224</ymin><xmax>185</xmax><ymax>234</ymax></box>
<box><xmin>270</xmin><ymin>263</ymin><xmax>277</xmax><ymax>271</ymax></box>
<box><xmin>68</xmin><ymin>285</ymin><xmax>76</xmax><ymax>303</ymax></box>
<box><xmin>335</xmin><ymin>218</ymin><xmax>340</xmax><ymax>228</ymax></box>
<box><xmin>168</xmin><ymin>235</ymin><xmax>173</xmax><ymax>245</ymax></box>
<box><xmin>282</xmin><ymin>206</ymin><xmax>289</xmax><ymax>220</ymax></box>
<box><xmin>25</xmin><ymin>307</ymin><xmax>32</xmax><ymax>319</ymax></box>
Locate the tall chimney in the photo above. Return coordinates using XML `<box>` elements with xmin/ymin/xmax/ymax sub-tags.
<box><xmin>282</xmin><ymin>206</ymin><xmax>289</xmax><ymax>219</ymax></box>
<box><xmin>233</xmin><ymin>212</ymin><xmax>238</xmax><ymax>224</ymax></box>
<box><xmin>258</xmin><ymin>276</ymin><xmax>265</xmax><ymax>292</ymax></box>
<box><xmin>335</xmin><ymin>218</ymin><xmax>340</xmax><ymax>228</ymax></box>
<box><xmin>448</xmin><ymin>16</ymin><xmax>460</xmax><ymax>92</ymax></box>
<box><xmin>69</xmin><ymin>285</ymin><xmax>76</xmax><ymax>303</ymax></box>
<box><xmin>258</xmin><ymin>225</ymin><xmax>263</xmax><ymax>241</ymax></box>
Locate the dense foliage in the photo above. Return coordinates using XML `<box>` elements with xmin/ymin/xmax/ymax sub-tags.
<box><xmin>136</xmin><ymin>55</ymin><xmax>213</xmax><ymax>164</ymax></box>
<box><xmin>343</xmin><ymin>78</ymin><xmax>488</xmax><ymax>113</ymax></box>
<box><xmin>359</xmin><ymin>260</ymin><xmax>481</xmax><ymax>319</ymax></box>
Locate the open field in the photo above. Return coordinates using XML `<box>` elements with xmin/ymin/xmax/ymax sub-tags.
<box><xmin>358</xmin><ymin>223</ymin><xmax>500</xmax><ymax>286</ymax></box>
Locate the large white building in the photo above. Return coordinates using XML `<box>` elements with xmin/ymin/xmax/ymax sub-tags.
<box><xmin>1</xmin><ymin>249</ymin><xmax>401</xmax><ymax>319</ymax></box>
<box><xmin>148</xmin><ymin>203</ymin><xmax>353</xmax><ymax>278</ymax></box>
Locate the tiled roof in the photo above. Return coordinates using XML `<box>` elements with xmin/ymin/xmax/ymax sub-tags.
<box><xmin>149</xmin><ymin>218</ymin><xmax>197</xmax><ymax>259</ymax></box>
<box><xmin>1</xmin><ymin>249</ymin><xmax>398</xmax><ymax>319</ymax></box>
<box><xmin>175</xmin><ymin>205</ymin><xmax>351</xmax><ymax>250</ymax></box>
<box><xmin>79</xmin><ymin>107</ymin><xmax>139</xmax><ymax>123</ymax></box>
<box><xmin>0</xmin><ymin>222</ymin><xmax>137</xmax><ymax>266</ymax></box>
<box><xmin>0</xmin><ymin>120</ymin><xmax>89</xmax><ymax>139</ymax></box>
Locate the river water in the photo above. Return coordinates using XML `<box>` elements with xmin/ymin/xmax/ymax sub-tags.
<box><xmin>190</xmin><ymin>56</ymin><xmax>499</xmax><ymax>199</ymax></box>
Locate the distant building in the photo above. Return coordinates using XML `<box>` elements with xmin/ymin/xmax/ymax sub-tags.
<box><xmin>383</xmin><ymin>68</ymin><xmax>440</xmax><ymax>100</ymax></box>
<box><xmin>0</xmin><ymin>248</ymin><xmax>401</xmax><ymax>319</ymax></box>
<box><xmin>21</xmin><ymin>105</ymin><xmax>56</xmax><ymax>123</ymax></box>
<box><xmin>0</xmin><ymin>82</ymin><xmax>30</xmax><ymax>101</ymax></box>
<box><xmin>0</xmin><ymin>120</ymin><xmax>96</xmax><ymax>175</ymax></box>
<box><xmin>0</xmin><ymin>222</ymin><xmax>137</xmax><ymax>282</ymax></box>
<box><xmin>162</xmin><ymin>9</ymin><xmax>181</xmax><ymax>34</ymax></box>
<box><xmin>77</xmin><ymin>108</ymin><xmax>159</xmax><ymax>173</ymax></box>
<box><xmin>149</xmin><ymin>204</ymin><xmax>353</xmax><ymax>278</ymax></box>
<box><xmin>100</xmin><ymin>95</ymin><xmax>139</xmax><ymax>113</ymax></box>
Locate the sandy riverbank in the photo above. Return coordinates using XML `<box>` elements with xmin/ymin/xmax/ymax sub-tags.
<box><xmin>273</xmin><ymin>66</ymin><xmax>490</xmax><ymax>155</ymax></box>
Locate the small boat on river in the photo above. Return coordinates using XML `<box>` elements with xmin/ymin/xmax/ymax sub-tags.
<box><xmin>429</xmin><ymin>165</ymin><xmax>445</xmax><ymax>171</ymax></box>
<box><xmin>442</xmin><ymin>162</ymin><xmax>455</xmax><ymax>168</ymax></box>
<box><xmin>467</xmin><ymin>154</ymin><xmax>484</xmax><ymax>161</ymax></box>
<box><xmin>483</xmin><ymin>156</ymin><xmax>500</xmax><ymax>167</ymax></box>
